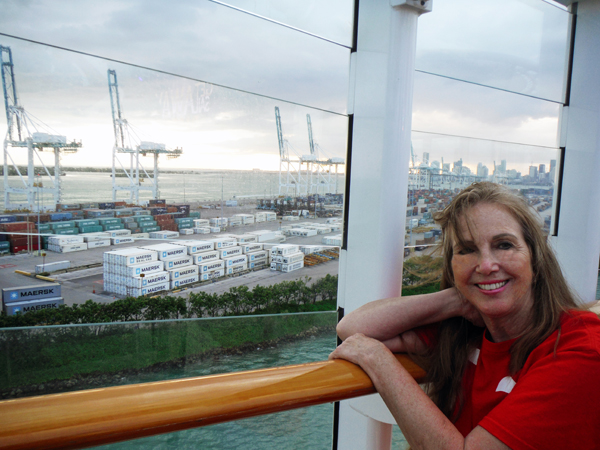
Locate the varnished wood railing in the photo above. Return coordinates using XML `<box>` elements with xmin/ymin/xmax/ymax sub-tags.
<box><xmin>0</xmin><ymin>354</ymin><xmax>425</xmax><ymax>450</ymax></box>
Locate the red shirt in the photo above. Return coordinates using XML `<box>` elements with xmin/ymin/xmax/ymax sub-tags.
<box><xmin>417</xmin><ymin>311</ymin><xmax>600</xmax><ymax>449</ymax></box>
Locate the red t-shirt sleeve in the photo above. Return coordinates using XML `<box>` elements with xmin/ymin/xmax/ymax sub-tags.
<box><xmin>412</xmin><ymin>322</ymin><xmax>439</xmax><ymax>348</ymax></box>
<box><xmin>479</xmin><ymin>315</ymin><xmax>600</xmax><ymax>449</ymax></box>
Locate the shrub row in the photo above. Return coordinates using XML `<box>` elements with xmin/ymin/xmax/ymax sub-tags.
<box><xmin>0</xmin><ymin>274</ymin><xmax>339</xmax><ymax>328</ymax></box>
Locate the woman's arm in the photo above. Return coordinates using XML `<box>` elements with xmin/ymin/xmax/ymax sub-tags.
<box><xmin>329</xmin><ymin>335</ymin><xmax>510</xmax><ymax>450</ymax></box>
<box><xmin>337</xmin><ymin>288</ymin><xmax>479</xmax><ymax>344</ymax></box>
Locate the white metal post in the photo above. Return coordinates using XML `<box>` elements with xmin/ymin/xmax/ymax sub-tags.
<box><xmin>336</xmin><ymin>1</ymin><xmax>431</xmax><ymax>449</ymax></box>
<box><xmin>551</xmin><ymin>0</ymin><xmax>600</xmax><ymax>304</ymax></box>
<box><xmin>26</xmin><ymin>137</ymin><xmax>34</xmax><ymax>209</ymax></box>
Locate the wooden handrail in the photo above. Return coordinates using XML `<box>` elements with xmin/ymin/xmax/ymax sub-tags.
<box><xmin>0</xmin><ymin>354</ymin><xmax>425</xmax><ymax>450</ymax></box>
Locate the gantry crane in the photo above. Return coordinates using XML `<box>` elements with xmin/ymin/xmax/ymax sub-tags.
<box><xmin>306</xmin><ymin>114</ymin><xmax>344</xmax><ymax>194</ymax></box>
<box><xmin>275</xmin><ymin>106</ymin><xmax>307</xmax><ymax>195</ymax></box>
<box><xmin>108</xmin><ymin>69</ymin><xmax>182</xmax><ymax>204</ymax></box>
<box><xmin>1</xmin><ymin>45</ymin><xmax>82</xmax><ymax>211</ymax></box>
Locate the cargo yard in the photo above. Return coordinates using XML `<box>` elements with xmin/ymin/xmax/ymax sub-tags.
<box><xmin>0</xmin><ymin>198</ymin><xmax>342</xmax><ymax>312</ymax></box>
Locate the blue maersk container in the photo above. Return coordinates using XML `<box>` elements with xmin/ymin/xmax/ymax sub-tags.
<box><xmin>0</xmin><ymin>215</ymin><xmax>17</xmax><ymax>224</ymax></box>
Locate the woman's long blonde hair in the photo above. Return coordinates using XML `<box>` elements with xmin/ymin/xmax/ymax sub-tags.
<box><xmin>424</xmin><ymin>182</ymin><xmax>580</xmax><ymax>420</ymax></box>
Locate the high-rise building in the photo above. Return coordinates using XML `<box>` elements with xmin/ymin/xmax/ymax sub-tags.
<box><xmin>539</xmin><ymin>164</ymin><xmax>546</xmax><ymax>174</ymax></box>
<box><xmin>550</xmin><ymin>159</ymin><xmax>557</xmax><ymax>172</ymax></box>
<box><xmin>422</xmin><ymin>152</ymin><xmax>429</xmax><ymax>166</ymax></box>
<box><xmin>477</xmin><ymin>163</ymin><xmax>488</xmax><ymax>179</ymax></box>
<box><xmin>500</xmin><ymin>160</ymin><xmax>507</xmax><ymax>173</ymax></box>
<box><xmin>529</xmin><ymin>166</ymin><xmax>538</xmax><ymax>178</ymax></box>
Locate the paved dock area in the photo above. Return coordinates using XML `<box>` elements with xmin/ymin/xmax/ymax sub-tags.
<box><xmin>0</xmin><ymin>217</ymin><xmax>341</xmax><ymax>306</ymax></box>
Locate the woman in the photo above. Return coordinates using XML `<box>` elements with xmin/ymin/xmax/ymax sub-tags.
<box><xmin>330</xmin><ymin>182</ymin><xmax>600</xmax><ymax>449</ymax></box>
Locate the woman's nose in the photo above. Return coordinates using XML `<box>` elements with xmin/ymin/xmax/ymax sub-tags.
<box><xmin>476</xmin><ymin>249</ymin><xmax>499</xmax><ymax>274</ymax></box>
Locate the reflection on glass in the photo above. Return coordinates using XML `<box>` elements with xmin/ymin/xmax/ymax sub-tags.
<box><xmin>412</xmin><ymin>71</ymin><xmax>561</xmax><ymax>147</ymax></box>
<box><xmin>209</xmin><ymin>0</ymin><xmax>355</xmax><ymax>48</ymax></box>
<box><xmin>416</xmin><ymin>0</ymin><xmax>571</xmax><ymax>103</ymax></box>
<box><xmin>0</xmin><ymin>0</ymin><xmax>350</xmax><ymax>113</ymax></box>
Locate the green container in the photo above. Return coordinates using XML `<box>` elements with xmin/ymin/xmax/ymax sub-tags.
<box><xmin>98</xmin><ymin>218</ymin><xmax>121</xmax><ymax>225</ymax></box>
<box><xmin>75</xmin><ymin>219</ymin><xmax>99</xmax><ymax>227</ymax></box>
<box><xmin>103</xmin><ymin>224</ymin><xmax>124</xmax><ymax>231</ymax></box>
<box><xmin>50</xmin><ymin>221</ymin><xmax>75</xmax><ymax>230</ymax></box>
<box><xmin>0</xmin><ymin>242</ymin><xmax>10</xmax><ymax>249</ymax></box>
<box><xmin>79</xmin><ymin>225</ymin><xmax>104</xmax><ymax>234</ymax></box>
<box><xmin>52</xmin><ymin>228</ymin><xmax>79</xmax><ymax>236</ymax></box>
<box><xmin>140</xmin><ymin>225</ymin><xmax>160</xmax><ymax>232</ymax></box>
<box><xmin>189</xmin><ymin>211</ymin><xmax>200</xmax><ymax>218</ymax></box>
<box><xmin>135</xmin><ymin>216</ymin><xmax>154</xmax><ymax>223</ymax></box>
<box><xmin>37</xmin><ymin>224</ymin><xmax>51</xmax><ymax>231</ymax></box>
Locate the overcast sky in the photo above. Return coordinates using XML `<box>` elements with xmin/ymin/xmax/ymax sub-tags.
<box><xmin>0</xmin><ymin>0</ymin><xmax>570</xmax><ymax>175</ymax></box>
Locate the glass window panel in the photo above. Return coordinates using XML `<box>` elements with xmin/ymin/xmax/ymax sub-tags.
<box><xmin>0</xmin><ymin>0</ymin><xmax>350</xmax><ymax>113</ymax></box>
<box><xmin>210</xmin><ymin>0</ymin><xmax>355</xmax><ymax>48</ymax></box>
<box><xmin>416</xmin><ymin>0</ymin><xmax>571</xmax><ymax>103</ymax></box>
<box><xmin>412</xmin><ymin>71</ymin><xmax>561</xmax><ymax>148</ymax></box>
<box><xmin>1</xmin><ymin>314</ymin><xmax>338</xmax><ymax>449</ymax></box>
<box><xmin>0</xmin><ymin>36</ymin><xmax>347</xmax><ymax>209</ymax></box>
<box><xmin>408</xmin><ymin>132</ymin><xmax>559</xmax><ymax>243</ymax></box>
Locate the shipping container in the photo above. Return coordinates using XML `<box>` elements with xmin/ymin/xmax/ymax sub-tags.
<box><xmin>192</xmin><ymin>250</ymin><xmax>219</xmax><ymax>264</ymax></box>
<box><xmin>168</xmin><ymin>265</ymin><xmax>199</xmax><ymax>280</ymax></box>
<box><xmin>4</xmin><ymin>297</ymin><xmax>64</xmax><ymax>316</ymax></box>
<box><xmin>3</xmin><ymin>283</ymin><xmax>61</xmax><ymax>303</ymax></box>
<box><xmin>138</xmin><ymin>243</ymin><xmax>187</xmax><ymax>260</ymax></box>
<box><xmin>171</xmin><ymin>274</ymin><xmax>199</xmax><ymax>289</ymax></box>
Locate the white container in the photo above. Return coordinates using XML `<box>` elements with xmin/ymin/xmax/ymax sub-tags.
<box><xmin>209</xmin><ymin>217</ymin><xmax>228</xmax><ymax>226</ymax></box>
<box><xmin>48</xmin><ymin>236</ymin><xmax>84</xmax><ymax>246</ymax></box>
<box><xmin>322</xmin><ymin>235</ymin><xmax>343</xmax><ymax>246</ymax></box>
<box><xmin>59</xmin><ymin>243</ymin><xmax>88</xmax><ymax>253</ymax></box>
<box><xmin>249</xmin><ymin>261</ymin><xmax>269</xmax><ymax>270</ymax></box>
<box><xmin>247</xmin><ymin>250</ymin><xmax>268</xmax><ymax>262</ymax></box>
<box><xmin>234</xmin><ymin>234</ymin><xmax>258</xmax><ymax>243</ymax></box>
<box><xmin>179</xmin><ymin>228</ymin><xmax>194</xmax><ymax>235</ymax></box>
<box><xmin>138</xmin><ymin>243</ymin><xmax>187</xmax><ymax>260</ymax></box>
<box><xmin>233</xmin><ymin>214</ymin><xmax>255</xmax><ymax>224</ymax></box>
<box><xmin>106</xmin><ymin>248</ymin><xmax>158</xmax><ymax>266</ymax></box>
<box><xmin>111</xmin><ymin>237</ymin><xmax>136</xmax><ymax>245</ymax></box>
<box><xmin>281</xmin><ymin>252</ymin><xmax>304</xmax><ymax>264</ymax></box>
<box><xmin>168</xmin><ymin>265</ymin><xmax>199</xmax><ymax>280</ymax></box>
<box><xmin>210</xmin><ymin>227</ymin><xmax>221</xmax><ymax>233</ymax></box>
<box><xmin>226</xmin><ymin>263</ymin><xmax>248</xmax><ymax>274</ymax></box>
<box><xmin>82</xmin><ymin>233</ymin><xmax>110</xmax><ymax>242</ymax></box>
<box><xmin>193</xmin><ymin>227</ymin><xmax>211</xmax><ymax>234</ymax></box>
<box><xmin>193</xmin><ymin>250</ymin><xmax>219</xmax><ymax>264</ymax></box>
<box><xmin>125</xmin><ymin>260</ymin><xmax>165</xmax><ymax>277</ymax></box>
<box><xmin>198</xmin><ymin>259</ymin><xmax>226</xmax><ymax>273</ymax></box>
<box><xmin>170</xmin><ymin>240</ymin><xmax>215</xmax><ymax>255</ymax></box>
<box><xmin>223</xmin><ymin>254</ymin><xmax>247</xmax><ymax>267</ymax></box>
<box><xmin>218</xmin><ymin>246</ymin><xmax>242</xmax><ymax>259</ymax></box>
<box><xmin>209</xmin><ymin>238</ymin><xmax>237</xmax><ymax>249</ymax></box>
<box><xmin>149</xmin><ymin>231</ymin><xmax>180</xmax><ymax>239</ymax></box>
<box><xmin>240</xmin><ymin>243</ymin><xmax>263</xmax><ymax>254</ymax></box>
<box><xmin>200</xmin><ymin>269</ymin><xmax>224</xmax><ymax>281</ymax></box>
<box><xmin>299</xmin><ymin>245</ymin><xmax>325</xmax><ymax>254</ymax></box>
<box><xmin>276</xmin><ymin>244</ymin><xmax>300</xmax><ymax>256</ymax></box>
<box><xmin>87</xmin><ymin>239</ymin><xmax>111</xmax><ymax>249</ymax></box>
<box><xmin>193</xmin><ymin>219</ymin><xmax>210</xmax><ymax>227</ymax></box>
<box><xmin>171</xmin><ymin>274</ymin><xmax>199</xmax><ymax>289</ymax></box>
<box><xmin>128</xmin><ymin>281</ymin><xmax>170</xmax><ymax>297</ymax></box>
<box><xmin>128</xmin><ymin>271</ymin><xmax>170</xmax><ymax>288</ymax></box>
<box><xmin>35</xmin><ymin>260</ymin><xmax>70</xmax><ymax>274</ymax></box>
<box><xmin>107</xmin><ymin>229</ymin><xmax>132</xmax><ymax>237</ymax></box>
<box><xmin>282</xmin><ymin>215</ymin><xmax>299</xmax><ymax>221</ymax></box>
<box><xmin>281</xmin><ymin>261</ymin><xmax>304</xmax><ymax>272</ymax></box>
<box><xmin>163</xmin><ymin>255</ymin><xmax>194</xmax><ymax>270</ymax></box>
<box><xmin>130</xmin><ymin>232</ymin><xmax>150</xmax><ymax>240</ymax></box>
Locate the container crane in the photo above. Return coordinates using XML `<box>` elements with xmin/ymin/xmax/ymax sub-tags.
<box><xmin>306</xmin><ymin>114</ymin><xmax>344</xmax><ymax>195</ymax></box>
<box><xmin>275</xmin><ymin>106</ymin><xmax>306</xmax><ymax>195</ymax></box>
<box><xmin>1</xmin><ymin>45</ymin><xmax>82</xmax><ymax>212</ymax></box>
<box><xmin>108</xmin><ymin>69</ymin><xmax>182</xmax><ymax>204</ymax></box>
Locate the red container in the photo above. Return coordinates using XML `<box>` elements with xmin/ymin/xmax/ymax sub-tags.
<box><xmin>9</xmin><ymin>237</ymin><xmax>30</xmax><ymax>246</ymax></box>
<box><xmin>11</xmin><ymin>243</ymin><xmax>40</xmax><ymax>253</ymax></box>
<box><xmin>0</xmin><ymin>222</ymin><xmax>36</xmax><ymax>232</ymax></box>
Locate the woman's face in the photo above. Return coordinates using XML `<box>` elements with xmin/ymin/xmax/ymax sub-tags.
<box><xmin>450</xmin><ymin>203</ymin><xmax>534</xmax><ymax>328</ymax></box>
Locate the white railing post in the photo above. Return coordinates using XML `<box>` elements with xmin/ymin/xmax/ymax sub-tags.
<box><xmin>337</xmin><ymin>1</ymin><xmax>431</xmax><ymax>449</ymax></box>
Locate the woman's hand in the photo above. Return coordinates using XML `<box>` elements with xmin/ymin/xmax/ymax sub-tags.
<box><xmin>329</xmin><ymin>333</ymin><xmax>394</xmax><ymax>373</ymax></box>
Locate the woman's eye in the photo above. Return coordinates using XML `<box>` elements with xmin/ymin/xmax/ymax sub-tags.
<box><xmin>456</xmin><ymin>247</ymin><xmax>474</xmax><ymax>255</ymax></box>
<box><xmin>498</xmin><ymin>242</ymin><xmax>513</xmax><ymax>250</ymax></box>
